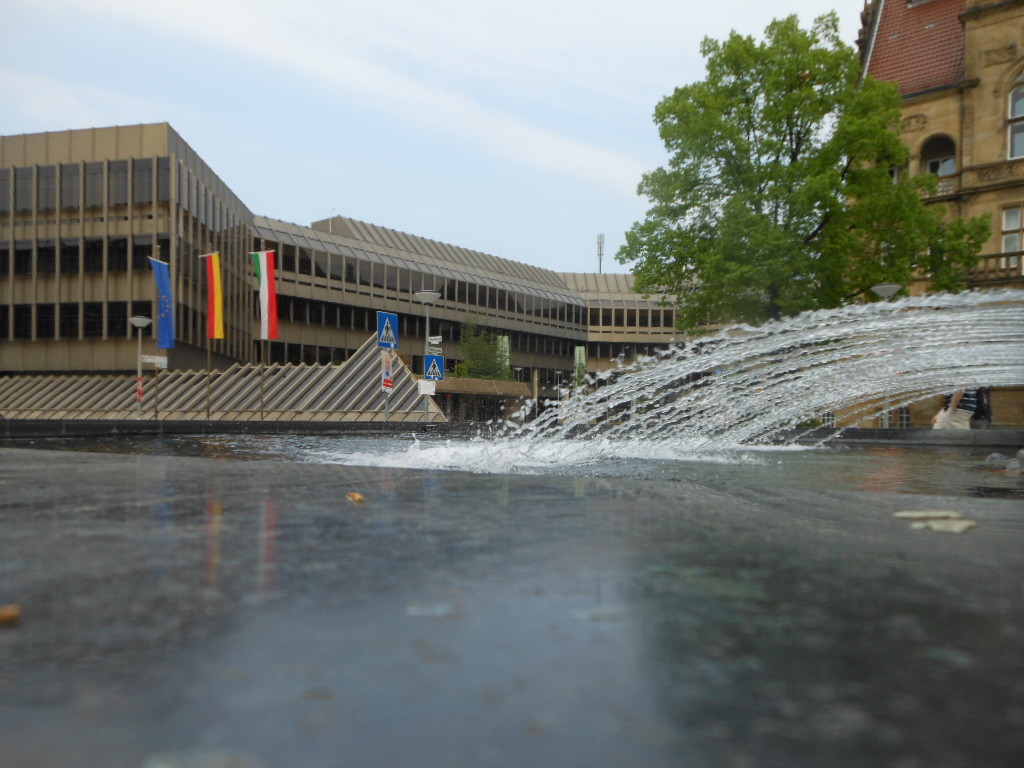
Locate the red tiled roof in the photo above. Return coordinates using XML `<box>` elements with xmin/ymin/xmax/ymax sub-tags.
<box><xmin>865</xmin><ymin>0</ymin><xmax>967</xmax><ymax>96</ymax></box>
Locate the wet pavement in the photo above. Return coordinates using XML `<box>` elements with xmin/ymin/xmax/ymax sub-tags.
<box><xmin>1</xmin><ymin>444</ymin><xmax>1022</xmax><ymax>768</ymax></box>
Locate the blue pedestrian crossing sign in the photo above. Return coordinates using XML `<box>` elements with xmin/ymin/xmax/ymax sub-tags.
<box><xmin>376</xmin><ymin>311</ymin><xmax>399</xmax><ymax>349</ymax></box>
<box><xmin>425</xmin><ymin>354</ymin><xmax>445</xmax><ymax>381</ymax></box>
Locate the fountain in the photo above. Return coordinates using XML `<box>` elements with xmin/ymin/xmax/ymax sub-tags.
<box><xmin>514</xmin><ymin>289</ymin><xmax>1024</xmax><ymax>449</ymax></box>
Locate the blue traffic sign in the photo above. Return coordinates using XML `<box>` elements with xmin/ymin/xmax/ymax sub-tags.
<box><xmin>376</xmin><ymin>311</ymin><xmax>399</xmax><ymax>349</ymax></box>
<box><xmin>424</xmin><ymin>354</ymin><xmax>445</xmax><ymax>381</ymax></box>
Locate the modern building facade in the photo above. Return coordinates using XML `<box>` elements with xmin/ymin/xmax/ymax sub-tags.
<box><xmin>0</xmin><ymin>124</ymin><xmax>677</xmax><ymax>398</ymax></box>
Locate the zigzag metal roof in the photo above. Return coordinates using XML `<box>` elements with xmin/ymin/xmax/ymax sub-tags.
<box><xmin>0</xmin><ymin>334</ymin><xmax>445</xmax><ymax>423</ymax></box>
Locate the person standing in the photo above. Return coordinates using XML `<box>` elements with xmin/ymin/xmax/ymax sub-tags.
<box><xmin>932</xmin><ymin>389</ymin><xmax>978</xmax><ymax>430</ymax></box>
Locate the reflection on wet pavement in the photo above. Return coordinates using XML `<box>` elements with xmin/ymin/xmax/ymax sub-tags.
<box><xmin>0</xmin><ymin>443</ymin><xmax>1022</xmax><ymax>767</ymax></box>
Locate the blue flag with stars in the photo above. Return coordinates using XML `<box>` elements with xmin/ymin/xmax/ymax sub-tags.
<box><xmin>149</xmin><ymin>257</ymin><xmax>175</xmax><ymax>349</ymax></box>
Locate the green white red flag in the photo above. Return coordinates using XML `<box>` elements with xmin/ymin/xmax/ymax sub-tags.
<box><xmin>251</xmin><ymin>250</ymin><xmax>279</xmax><ymax>340</ymax></box>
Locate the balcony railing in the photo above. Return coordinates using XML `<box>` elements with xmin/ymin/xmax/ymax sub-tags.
<box><xmin>968</xmin><ymin>252</ymin><xmax>1023</xmax><ymax>282</ymax></box>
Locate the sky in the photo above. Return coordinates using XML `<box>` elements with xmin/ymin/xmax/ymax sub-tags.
<box><xmin>2</xmin><ymin>1</ymin><xmax>863</xmax><ymax>274</ymax></box>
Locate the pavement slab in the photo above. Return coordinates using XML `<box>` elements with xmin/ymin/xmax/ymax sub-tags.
<box><xmin>0</xmin><ymin>444</ymin><xmax>1022</xmax><ymax>768</ymax></box>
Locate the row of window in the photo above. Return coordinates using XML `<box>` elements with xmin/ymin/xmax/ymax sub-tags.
<box><xmin>261</xmin><ymin>238</ymin><xmax>587</xmax><ymax>325</ymax></box>
<box><xmin>274</xmin><ymin>295</ymin><xmax>584</xmax><ymax>357</ymax></box>
<box><xmin>0</xmin><ymin>236</ymin><xmax>165</xmax><ymax>275</ymax></box>
<box><xmin>894</xmin><ymin>72</ymin><xmax>1024</xmax><ymax>183</ymax></box>
<box><xmin>0</xmin><ymin>302</ymin><xmax>151</xmax><ymax>340</ymax></box>
<box><xmin>588</xmin><ymin>307</ymin><xmax>675</xmax><ymax>329</ymax></box>
<box><xmin>0</xmin><ymin>158</ymin><xmax>247</xmax><ymax>237</ymax></box>
<box><xmin>0</xmin><ymin>159</ymin><xmax>172</xmax><ymax>214</ymax></box>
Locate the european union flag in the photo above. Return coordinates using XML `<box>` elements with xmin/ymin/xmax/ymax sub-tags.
<box><xmin>149</xmin><ymin>257</ymin><xmax>175</xmax><ymax>349</ymax></box>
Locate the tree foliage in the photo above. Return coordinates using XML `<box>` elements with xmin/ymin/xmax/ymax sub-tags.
<box><xmin>453</xmin><ymin>321</ymin><xmax>512</xmax><ymax>380</ymax></box>
<box><xmin>618</xmin><ymin>13</ymin><xmax>990</xmax><ymax>331</ymax></box>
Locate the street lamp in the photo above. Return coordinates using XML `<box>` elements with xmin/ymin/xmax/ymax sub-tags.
<box><xmin>129</xmin><ymin>315</ymin><xmax>152</xmax><ymax>417</ymax></box>
<box><xmin>414</xmin><ymin>290</ymin><xmax>441</xmax><ymax>421</ymax></box>
<box><xmin>871</xmin><ymin>283</ymin><xmax>903</xmax><ymax>299</ymax></box>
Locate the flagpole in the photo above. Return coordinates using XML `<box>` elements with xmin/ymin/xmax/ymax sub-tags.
<box><xmin>206</xmin><ymin>338</ymin><xmax>212</xmax><ymax>421</ymax></box>
<box><xmin>204</xmin><ymin>248</ymin><xmax>212</xmax><ymax>421</ymax></box>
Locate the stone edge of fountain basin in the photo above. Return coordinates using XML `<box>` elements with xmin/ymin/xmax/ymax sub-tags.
<box><xmin>1</xmin><ymin>418</ymin><xmax>1021</xmax><ymax>450</ymax></box>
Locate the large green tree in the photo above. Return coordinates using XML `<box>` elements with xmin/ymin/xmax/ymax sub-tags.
<box><xmin>453</xmin><ymin>321</ymin><xmax>512</xmax><ymax>380</ymax></box>
<box><xmin>618</xmin><ymin>13</ymin><xmax>989</xmax><ymax>330</ymax></box>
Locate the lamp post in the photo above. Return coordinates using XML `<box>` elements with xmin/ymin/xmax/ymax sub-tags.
<box><xmin>129</xmin><ymin>316</ymin><xmax>152</xmax><ymax>417</ymax></box>
<box><xmin>871</xmin><ymin>283</ymin><xmax>903</xmax><ymax>300</ymax></box>
<box><xmin>414</xmin><ymin>289</ymin><xmax>441</xmax><ymax>421</ymax></box>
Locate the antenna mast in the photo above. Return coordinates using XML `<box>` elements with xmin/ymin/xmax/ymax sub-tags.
<box><xmin>597</xmin><ymin>234</ymin><xmax>605</xmax><ymax>274</ymax></box>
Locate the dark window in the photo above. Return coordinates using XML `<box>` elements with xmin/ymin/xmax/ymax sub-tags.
<box><xmin>298</xmin><ymin>248</ymin><xmax>312</xmax><ymax>275</ymax></box>
<box><xmin>131</xmin><ymin>300</ymin><xmax>152</xmax><ymax>320</ymax></box>
<box><xmin>0</xmin><ymin>168</ymin><xmax>9</xmax><ymax>213</ymax></box>
<box><xmin>38</xmin><ymin>166</ymin><xmax>56</xmax><ymax>210</ymax></box>
<box><xmin>36</xmin><ymin>304</ymin><xmax>55</xmax><ymax>339</ymax></box>
<box><xmin>37</xmin><ymin>240</ymin><xmax>56</xmax><ymax>274</ymax></box>
<box><xmin>178</xmin><ymin>165</ymin><xmax>189</xmax><ymax>210</ymax></box>
<box><xmin>83</xmin><ymin>302</ymin><xmax>104</xmax><ymax>337</ymax></box>
<box><xmin>108</xmin><ymin>161</ymin><xmax>128</xmax><ymax>206</ymax></box>
<box><xmin>84</xmin><ymin>238</ymin><xmax>104</xmax><ymax>272</ymax></box>
<box><xmin>60</xmin><ymin>303</ymin><xmax>79</xmax><ymax>339</ymax></box>
<box><xmin>84</xmin><ymin>162</ymin><xmax>104</xmax><ymax>208</ymax></box>
<box><xmin>0</xmin><ymin>244</ymin><xmax>7</xmax><ymax>276</ymax></box>
<box><xmin>281</xmin><ymin>245</ymin><xmax>296</xmax><ymax>272</ymax></box>
<box><xmin>60</xmin><ymin>239</ymin><xmax>80</xmax><ymax>273</ymax></box>
<box><xmin>0</xmin><ymin>305</ymin><xmax>8</xmax><ymax>339</ymax></box>
<box><xmin>108</xmin><ymin>238</ymin><xmax>128</xmax><ymax>271</ymax></box>
<box><xmin>13</xmin><ymin>305</ymin><xmax>32</xmax><ymax>339</ymax></box>
<box><xmin>14</xmin><ymin>241</ymin><xmax>32</xmax><ymax>275</ymax></box>
<box><xmin>921</xmin><ymin>136</ymin><xmax>956</xmax><ymax>177</ymax></box>
<box><xmin>132</xmin><ymin>235</ymin><xmax>153</xmax><ymax>269</ymax></box>
<box><xmin>157</xmin><ymin>157</ymin><xmax>171</xmax><ymax>202</ymax></box>
<box><xmin>132</xmin><ymin>158</ymin><xmax>154</xmax><ymax>204</ymax></box>
<box><xmin>61</xmin><ymin>164</ymin><xmax>80</xmax><ymax>209</ymax></box>
<box><xmin>107</xmin><ymin>302</ymin><xmax>128</xmax><ymax>337</ymax></box>
<box><xmin>14</xmin><ymin>167</ymin><xmax>33</xmax><ymax>212</ymax></box>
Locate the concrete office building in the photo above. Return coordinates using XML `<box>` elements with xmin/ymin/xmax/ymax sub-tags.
<box><xmin>0</xmin><ymin>123</ymin><xmax>678</xmax><ymax>399</ymax></box>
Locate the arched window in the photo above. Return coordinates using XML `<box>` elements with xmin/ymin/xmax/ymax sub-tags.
<box><xmin>1010</xmin><ymin>70</ymin><xmax>1024</xmax><ymax>160</ymax></box>
<box><xmin>920</xmin><ymin>135</ymin><xmax>956</xmax><ymax>176</ymax></box>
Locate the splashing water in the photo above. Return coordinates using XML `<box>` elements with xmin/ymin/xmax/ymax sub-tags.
<box><xmin>309</xmin><ymin>290</ymin><xmax>1023</xmax><ymax>474</ymax></box>
<box><xmin>507</xmin><ymin>289</ymin><xmax>1024</xmax><ymax>451</ymax></box>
